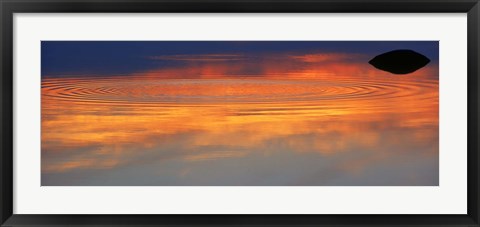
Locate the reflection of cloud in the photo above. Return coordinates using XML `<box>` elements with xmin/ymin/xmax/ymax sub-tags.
<box><xmin>41</xmin><ymin>90</ymin><xmax>438</xmax><ymax>175</ymax></box>
<box><xmin>134</xmin><ymin>52</ymin><xmax>438</xmax><ymax>80</ymax></box>
<box><xmin>44</xmin><ymin>52</ymin><xmax>439</xmax><ymax>80</ymax></box>
<box><xmin>40</xmin><ymin>51</ymin><xmax>439</xmax><ymax>185</ymax></box>
<box><xmin>43</xmin><ymin>158</ymin><xmax>119</xmax><ymax>173</ymax></box>
<box><xmin>184</xmin><ymin>151</ymin><xmax>246</xmax><ymax>161</ymax></box>
<box><xmin>290</xmin><ymin>53</ymin><xmax>363</xmax><ymax>63</ymax></box>
<box><xmin>148</xmin><ymin>54</ymin><xmax>246</xmax><ymax>61</ymax></box>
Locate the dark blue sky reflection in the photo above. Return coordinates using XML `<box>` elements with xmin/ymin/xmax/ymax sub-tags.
<box><xmin>41</xmin><ymin>41</ymin><xmax>439</xmax><ymax>77</ymax></box>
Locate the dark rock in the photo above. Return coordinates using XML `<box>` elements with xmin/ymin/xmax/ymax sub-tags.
<box><xmin>369</xmin><ymin>49</ymin><xmax>430</xmax><ymax>74</ymax></box>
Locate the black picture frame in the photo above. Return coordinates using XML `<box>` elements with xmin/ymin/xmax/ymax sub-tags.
<box><xmin>1</xmin><ymin>0</ymin><xmax>479</xmax><ymax>226</ymax></box>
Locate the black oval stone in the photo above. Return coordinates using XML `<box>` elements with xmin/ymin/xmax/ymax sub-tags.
<box><xmin>368</xmin><ymin>49</ymin><xmax>431</xmax><ymax>74</ymax></box>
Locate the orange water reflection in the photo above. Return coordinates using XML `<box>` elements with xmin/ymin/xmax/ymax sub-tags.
<box><xmin>41</xmin><ymin>54</ymin><xmax>438</xmax><ymax>186</ymax></box>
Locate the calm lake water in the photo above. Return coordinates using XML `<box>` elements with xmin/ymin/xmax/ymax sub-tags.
<box><xmin>41</xmin><ymin>45</ymin><xmax>439</xmax><ymax>186</ymax></box>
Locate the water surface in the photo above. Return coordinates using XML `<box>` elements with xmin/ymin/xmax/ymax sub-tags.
<box><xmin>41</xmin><ymin>41</ymin><xmax>439</xmax><ymax>186</ymax></box>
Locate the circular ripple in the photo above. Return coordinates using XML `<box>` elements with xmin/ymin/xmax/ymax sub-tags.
<box><xmin>42</xmin><ymin>76</ymin><xmax>438</xmax><ymax>106</ymax></box>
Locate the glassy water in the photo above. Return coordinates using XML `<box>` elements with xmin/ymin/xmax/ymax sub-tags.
<box><xmin>41</xmin><ymin>50</ymin><xmax>439</xmax><ymax>186</ymax></box>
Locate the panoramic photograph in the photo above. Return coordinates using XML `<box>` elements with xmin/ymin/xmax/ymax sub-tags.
<box><xmin>41</xmin><ymin>41</ymin><xmax>439</xmax><ymax>186</ymax></box>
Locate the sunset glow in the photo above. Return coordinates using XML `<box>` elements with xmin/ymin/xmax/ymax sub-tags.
<box><xmin>41</xmin><ymin>41</ymin><xmax>439</xmax><ymax>186</ymax></box>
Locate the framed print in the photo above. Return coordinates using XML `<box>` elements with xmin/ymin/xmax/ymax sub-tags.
<box><xmin>1</xmin><ymin>0</ymin><xmax>479</xmax><ymax>226</ymax></box>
